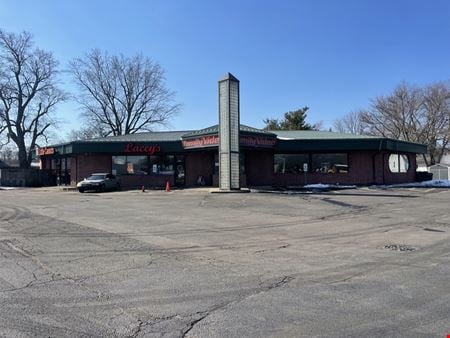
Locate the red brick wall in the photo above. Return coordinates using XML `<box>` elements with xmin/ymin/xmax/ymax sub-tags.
<box><xmin>247</xmin><ymin>151</ymin><xmax>418</xmax><ymax>187</ymax></box>
<box><xmin>40</xmin><ymin>158</ymin><xmax>50</xmax><ymax>170</ymax></box>
<box><xmin>373</xmin><ymin>153</ymin><xmax>384</xmax><ymax>184</ymax></box>
<box><xmin>248</xmin><ymin>151</ymin><xmax>377</xmax><ymax>187</ymax></box>
<box><xmin>382</xmin><ymin>153</ymin><xmax>416</xmax><ymax>184</ymax></box>
<box><xmin>70</xmin><ymin>156</ymin><xmax>77</xmax><ymax>185</ymax></box>
<box><xmin>69</xmin><ymin>151</ymin><xmax>418</xmax><ymax>188</ymax></box>
<box><xmin>71</xmin><ymin>154</ymin><xmax>175</xmax><ymax>188</ymax></box>
<box><xmin>185</xmin><ymin>151</ymin><xmax>215</xmax><ymax>186</ymax></box>
<box><xmin>245</xmin><ymin>151</ymin><xmax>274</xmax><ymax>186</ymax></box>
<box><xmin>73</xmin><ymin>154</ymin><xmax>112</xmax><ymax>184</ymax></box>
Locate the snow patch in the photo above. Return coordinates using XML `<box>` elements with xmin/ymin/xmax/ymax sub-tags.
<box><xmin>303</xmin><ymin>183</ymin><xmax>357</xmax><ymax>189</ymax></box>
<box><xmin>386</xmin><ymin>180</ymin><xmax>450</xmax><ymax>188</ymax></box>
<box><xmin>0</xmin><ymin>186</ymin><xmax>16</xmax><ymax>190</ymax></box>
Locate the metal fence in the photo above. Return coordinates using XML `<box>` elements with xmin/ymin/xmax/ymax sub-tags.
<box><xmin>0</xmin><ymin>168</ymin><xmax>55</xmax><ymax>187</ymax></box>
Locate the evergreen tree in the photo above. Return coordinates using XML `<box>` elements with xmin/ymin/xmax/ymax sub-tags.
<box><xmin>263</xmin><ymin>107</ymin><xmax>313</xmax><ymax>130</ymax></box>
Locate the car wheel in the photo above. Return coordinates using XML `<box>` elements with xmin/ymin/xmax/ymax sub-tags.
<box><xmin>78</xmin><ymin>188</ymin><xmax>84</xmax><ymax>193</ymax></box>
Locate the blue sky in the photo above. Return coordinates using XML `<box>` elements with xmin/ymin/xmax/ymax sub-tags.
<box><xmin>1</xmin><ymin>0</ymin><xmax>450</xmax><ymax>136</ymax></box>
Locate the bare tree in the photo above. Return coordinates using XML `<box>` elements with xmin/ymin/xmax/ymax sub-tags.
<box><xmin>362</xmin><ymin>83</ymin><xmax>424</xmax><ymax>141</ymax></box>
<box><xmin>311</xmin><ymin>120</ymin><xmax>324</xmax><ymax>131</ymax></box>
<box><xmin>0</xmin><ymin>30</ymin><xmax>65</xmax><ymax>168</ymax></box>
<box><xmin>67</xmin><ymin>125</ymin><xmax>108</xmax><ymax>141</ymax></box>
<box><xmin>0</xmin><ymin>110</ymin><xmax>7</xmax><ymax>148</ymax></box>
<box><xmin>420</xmin><ymin>83</ymin><xmax>450</xmax><ymax>165</ymax></box>
<box><xmin>358</xmin><ymin>82</ymin><xmax>450</xmax><ymax>166</ymax></box>
<box><xmin>0</xmin><ymin>144</ymin><xmax>17</xmax><ymax>161</ymax></box>
<box><xmin>70</xmin><ymin>50</ymin><xmax>179</xmax><ymax>136</ymax></box>
<box><xmin>333</xmin><ymin>111</ymin><xmax>365</xmax><ymax>134</ymax></box>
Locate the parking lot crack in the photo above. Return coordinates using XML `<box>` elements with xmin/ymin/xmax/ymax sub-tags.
<box><xmin>254</xmin><ymin>243</ymin><xmax>290</xmax><ymax>254</ymax></box>
<box><xmin>129</xmin><ymin>313</ymin><xmax>196</xmax><ymax>337</ymax></box>
<box><xmin>181</xmin><ymin>275</ymin><xmax>295</xmax><ymax>337</ymax></box>
<box><xmin>128</xmin><ymin>276</ymin><xmax>296</xmax><ymax>337</ymax></box>
<box><xmin>181</xmin><ymin>312</ymin><xmax>209</xmax><ymax>337</ymax></box>
<box><xmin>130</xmin><ymin>319</ymin><xmax>144</xmax><ymax>338</ymax></box>
<box><xmin>325</xmin><ymin>270</ymin><xmax>371</xmax><ymax>284</ymax></box>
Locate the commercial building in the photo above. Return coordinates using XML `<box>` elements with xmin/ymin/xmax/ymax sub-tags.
<box><xmin>38</xmin><ymin>124</ymin><xmax>425</xmax><ymax>189</ymax></box>
<box><xmin>38</xmin><ymin>73</ymin><xmax>426</xmax><ymax>189</ymax></box>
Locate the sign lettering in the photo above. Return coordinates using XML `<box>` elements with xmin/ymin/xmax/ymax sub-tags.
<box><xmin>182</xmin><ymin>135</ymin><xmax>276</xmax><ymax>149</ymax></box>
<box><xmin>37</xmin><ymin>147</ymin><xmax>55</xmax><ymax>156</ymax></box>
<box><xmin>240</xmin><ymin>135</ymin><xmax>277</xmax><ymax>147</ymax></box>
<box><xmin>182</xmin><ymin>136</ymin><xmax>219</xmax><ymax>149</ymax></box>
<box><xmin>124</xmin><ymin>143</ymin><xmax>161</xmax><ymax>155</ymax></box>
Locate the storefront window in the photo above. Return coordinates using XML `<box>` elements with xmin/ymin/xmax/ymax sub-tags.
<box><xmin>147</xmin><ymin>155</ymin><xmax>175</xmax><ymax>174</ymax></box>
<box><xmin>389</xmin><ymin>154</ymin><xmax>409</xmax><ymax>173</ymax></box>
<box><xmin>311</xmin><ymin>153</ymin><xmax>348</xmax><ymax>174</ymax></box>
<box><xmin>51</xmin><ymin>158</ymin><xmax>60</xmax><ymax>170</ymax></box>
<box><xmin>127</xmin><ymin>156</ymin><xmax>148</xmax><ymax>175</ymax></box>
<box><xmin>159</xmin><ymin>155</ymin><xmax>175</xmax><ymax>174</ymax></box>
<box><xmin>112</xmin><ymin>156</ymin><xmax>127</xmax><ymax>175</ymax></box>
<box><xmin>240</xmin><ymin>153</ymin><xmax>245</xmax><ymax>174</ymax></box>
<box><xmin>274</xmin><ymin>154</ymin><xmax>309</xmax><ymax>173</ymax></box>
<box><xmin>113</xmin><ymin>155</ymin><xmax>178</xmax><ymax>175</ymax></box>
<box><xmin>112</xmin><ymin>155</ymin><xmax>148</xmax><ymax>175</ymax></box>
<box><xmin>150</xmin><ymin>155</ymin><xmax>159</xmax><ymax>174</ymax></box>
<box><xmin>275</xmin><ymin>153</ymin><xmax>348</xmax><ymax>174</ymax></box>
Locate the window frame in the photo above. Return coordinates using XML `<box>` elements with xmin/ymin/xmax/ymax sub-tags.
<box><xmin>112</xmin><ymin>154</ymin><xmax>177</xmax><ymax>176</ymax></box>
<box><xmin>388</xmin><ymin>153</ymin><xmax>410</xmax><ymax>174</ymax></box>
<box><xmin>311</xmin><ymin>153</ymin><xmax>349</xmax><ymax>174</ymax></box>
<box><xmin>273</xmin><ymin>152</ymin><xmax>349</xmax><ymax>174</ymax></box>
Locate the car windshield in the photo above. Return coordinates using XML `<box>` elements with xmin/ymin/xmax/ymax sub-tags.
<box><xmin>87</xmin><ymin>174</ymin><xmax>106</xmax><ymax>180</ymax></box>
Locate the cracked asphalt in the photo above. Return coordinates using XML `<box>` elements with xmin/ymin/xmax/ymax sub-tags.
<box><xmin>0</xmin><ymin>187</ymin><xmax>449</xmax><ymax>337</ymax></box>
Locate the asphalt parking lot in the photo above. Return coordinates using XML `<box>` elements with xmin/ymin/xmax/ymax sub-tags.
<box><xmin>0</xmin><ymin>187</ymin><xmax>449</xmax><ymax>337</ymax></box>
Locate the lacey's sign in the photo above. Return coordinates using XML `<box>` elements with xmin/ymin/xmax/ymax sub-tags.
<box><xmin>124</xmin><ymin>143</ymin><xmax>160</xmax><ymax>155</ymax></box>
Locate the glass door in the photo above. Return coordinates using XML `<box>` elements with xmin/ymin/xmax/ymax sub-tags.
<box><xmin>175</xmin><ymin>155</ymin><xmax>185</xmax><ymax>187</ymax></box>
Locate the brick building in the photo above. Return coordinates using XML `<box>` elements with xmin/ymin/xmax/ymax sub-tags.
<box><xmin>38</xmin><ymin>124</ymin><xmax>426</xmax><ymax>189</ymax></box>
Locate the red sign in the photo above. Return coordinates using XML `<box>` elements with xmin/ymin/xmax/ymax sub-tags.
<box><xmin>37</xmin><ymin>147</ymin><xmax>55</xmax><ymax>156</ymax></box>
<box><xmin>240</xmin><ymin>135</ymin><xmax>277</xmax><ymax>148</ymax></box>
<box><xmin>182</xmin><ymin>135</ymin><xmax>276</xmax><ymax>149</ymax></box>
<box><xmin>182</xmin><ymin>136</ymin><xmax>219</xmax><ymax>149</ymax></box>
<box><xmin>125</xmin><ymin>143</ymin><xmax>160</xmax><ymax>155</ymax></box>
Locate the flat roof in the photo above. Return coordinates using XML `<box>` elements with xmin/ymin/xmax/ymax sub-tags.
<box><xmin>183</xmin><ymin>124</ymin><xmax>276</xmax><ymax>138</ymax></box>
<box><xmin>83</xmin><ymin>130</ymin><xmax>192</xmax><ymax>143</ymax></box>
<box><xmin>39</xmin><ymin>125</ymin><xmax>427</xmax><ymax>156</ymax></box>
<box><xmin>272</xmin><ymin>130</ymin><xmax>379</xmax><ymax>140</ymax></box>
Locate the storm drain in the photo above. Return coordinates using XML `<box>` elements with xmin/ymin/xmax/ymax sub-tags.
<box><xmin>384</xmin><ymin>244</ymin><xmax>417</xmax><ymax>252</ymax></box>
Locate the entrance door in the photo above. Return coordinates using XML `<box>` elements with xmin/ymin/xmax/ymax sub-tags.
<box><xmin>175</xmin><ymin>156</ymin><xmax>185</xmax><ymax>187</ymax></box>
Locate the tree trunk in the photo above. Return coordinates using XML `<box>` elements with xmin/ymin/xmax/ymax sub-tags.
<box><xmin>17</xmin><ymin>139</ymin><xmax>30</xmax><ymax>168</ymax></box>
<box><xmin>422</xmin><ymin>154</ymin><xmax>430</xmax><ymax>167</ymax></box>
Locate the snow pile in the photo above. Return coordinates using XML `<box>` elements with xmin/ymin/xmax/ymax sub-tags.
<box><xmin>0</xmin><ymin>186</ymin><xmax>16</xmax><ymax>190</ymax></box>
<box><xmin>387</xmin><ymin>180</ymin><xmax>450</xmax><ymax>188</ymax></box>
<box><xmin>303</xmin><ymin>183</ymin><xmax>357</xmax><ymax>189</ymax></box>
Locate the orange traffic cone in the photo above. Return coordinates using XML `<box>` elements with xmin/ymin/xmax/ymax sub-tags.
<box><xmin>165</xmin><ymin>180</ymin><xmax>170</xmax><ymax>192</ymax></box>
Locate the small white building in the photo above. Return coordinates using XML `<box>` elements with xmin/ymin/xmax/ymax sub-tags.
<box><xmin>429</xmin><ymin>164</ymin><xmax>450</xmax><ymax>180</ymax></box>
